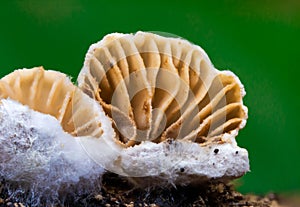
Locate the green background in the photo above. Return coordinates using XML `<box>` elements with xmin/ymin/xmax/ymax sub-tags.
<box><xmin>1</xmin><ymin>0</ymin><xmax>299</xmax><ymax>194</ymax></box>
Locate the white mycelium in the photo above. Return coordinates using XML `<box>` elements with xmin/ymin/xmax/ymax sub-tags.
<box><xmin>0</xmin><ymin>99</ymin><xmax>103</xmax><ymax>205</ymax></box>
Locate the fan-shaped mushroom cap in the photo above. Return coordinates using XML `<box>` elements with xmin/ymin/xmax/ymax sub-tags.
<box><xmin>79</xmin><ymin>32</ymin><xmax>247</xmax><ymax>145</ymax></box>
<box><xmin>0</xmin><ymin>66</ymin><xmax>113</xmax><ymax>139</ymax></box>
<box><xmin>77</xmin><ymin>31</ymin><xmax>249</xmax><ymax>185</ymax></box>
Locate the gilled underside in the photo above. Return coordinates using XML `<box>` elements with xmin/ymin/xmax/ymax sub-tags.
<box><xmin>78</xmin><ymin>32</ymin><xmax>247</xmax><ymax>147</ymax></box>
<box><xmin>0</xmin><ymin>67</ymin><xmax>104</xmax><ymax>138</ymax></box>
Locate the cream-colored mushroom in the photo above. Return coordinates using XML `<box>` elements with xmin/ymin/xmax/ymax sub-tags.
<box><xmin>77</xmin><ymin>31</ymin><xmax>249</xmax><ymax>185</ymax></box>
<box><xmin>79</xmin><ymin>32</ymin><xmax>247</xmax><ymax>146</ymax></box>
<box><xmin>0</xmin><ymin>66</ymin><xmax>113</xmax><ymax>138</ymax></box>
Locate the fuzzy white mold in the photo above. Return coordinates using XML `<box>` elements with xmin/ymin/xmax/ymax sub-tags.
<box><xmin>0</xmin><ymin>99</ymin><xmax>105</xmax><ymax>205</ymax></box>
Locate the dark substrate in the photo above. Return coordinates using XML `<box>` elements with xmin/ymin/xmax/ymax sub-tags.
<box><xmin>0</xmin><ymin>173</ymin><xmax>283</xmax><ymax>207</ymax></box>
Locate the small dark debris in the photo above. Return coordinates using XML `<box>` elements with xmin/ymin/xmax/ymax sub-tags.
<box><xmin>214</xmin><ymin>148</ymin><xmax>219</xmax><ymax>154</ymax></box>
<box><xmin>167</xmin><ymin>139</ymin><xmax>173</xmax><ymax>145</ymax></box>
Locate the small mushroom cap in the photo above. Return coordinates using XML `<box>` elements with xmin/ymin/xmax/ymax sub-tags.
<box><xmin>0</xmin><ymin>66</ymin><xmax>113</xmax><ymax>138</ymax></box>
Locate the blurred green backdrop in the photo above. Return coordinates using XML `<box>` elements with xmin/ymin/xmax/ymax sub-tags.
<box><xmin>1</xmin><ymin>0</ymin><xmax>299</xmax><ymax>194</ymax></box>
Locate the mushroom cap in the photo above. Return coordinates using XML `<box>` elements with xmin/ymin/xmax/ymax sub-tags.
<box><xmin>78</xmin><ymin>31</ymin><xmax>248</xmax><ymax>147</ymax></box>
<box><xmin>77</xmin><ymin>31</ymin><xmax>249</xmax><ymax>184</ymax></box>
<box><xmin>0</xmin><ymin>66</ymin><xmax>113</xmax><ymax>138</ymax></box>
